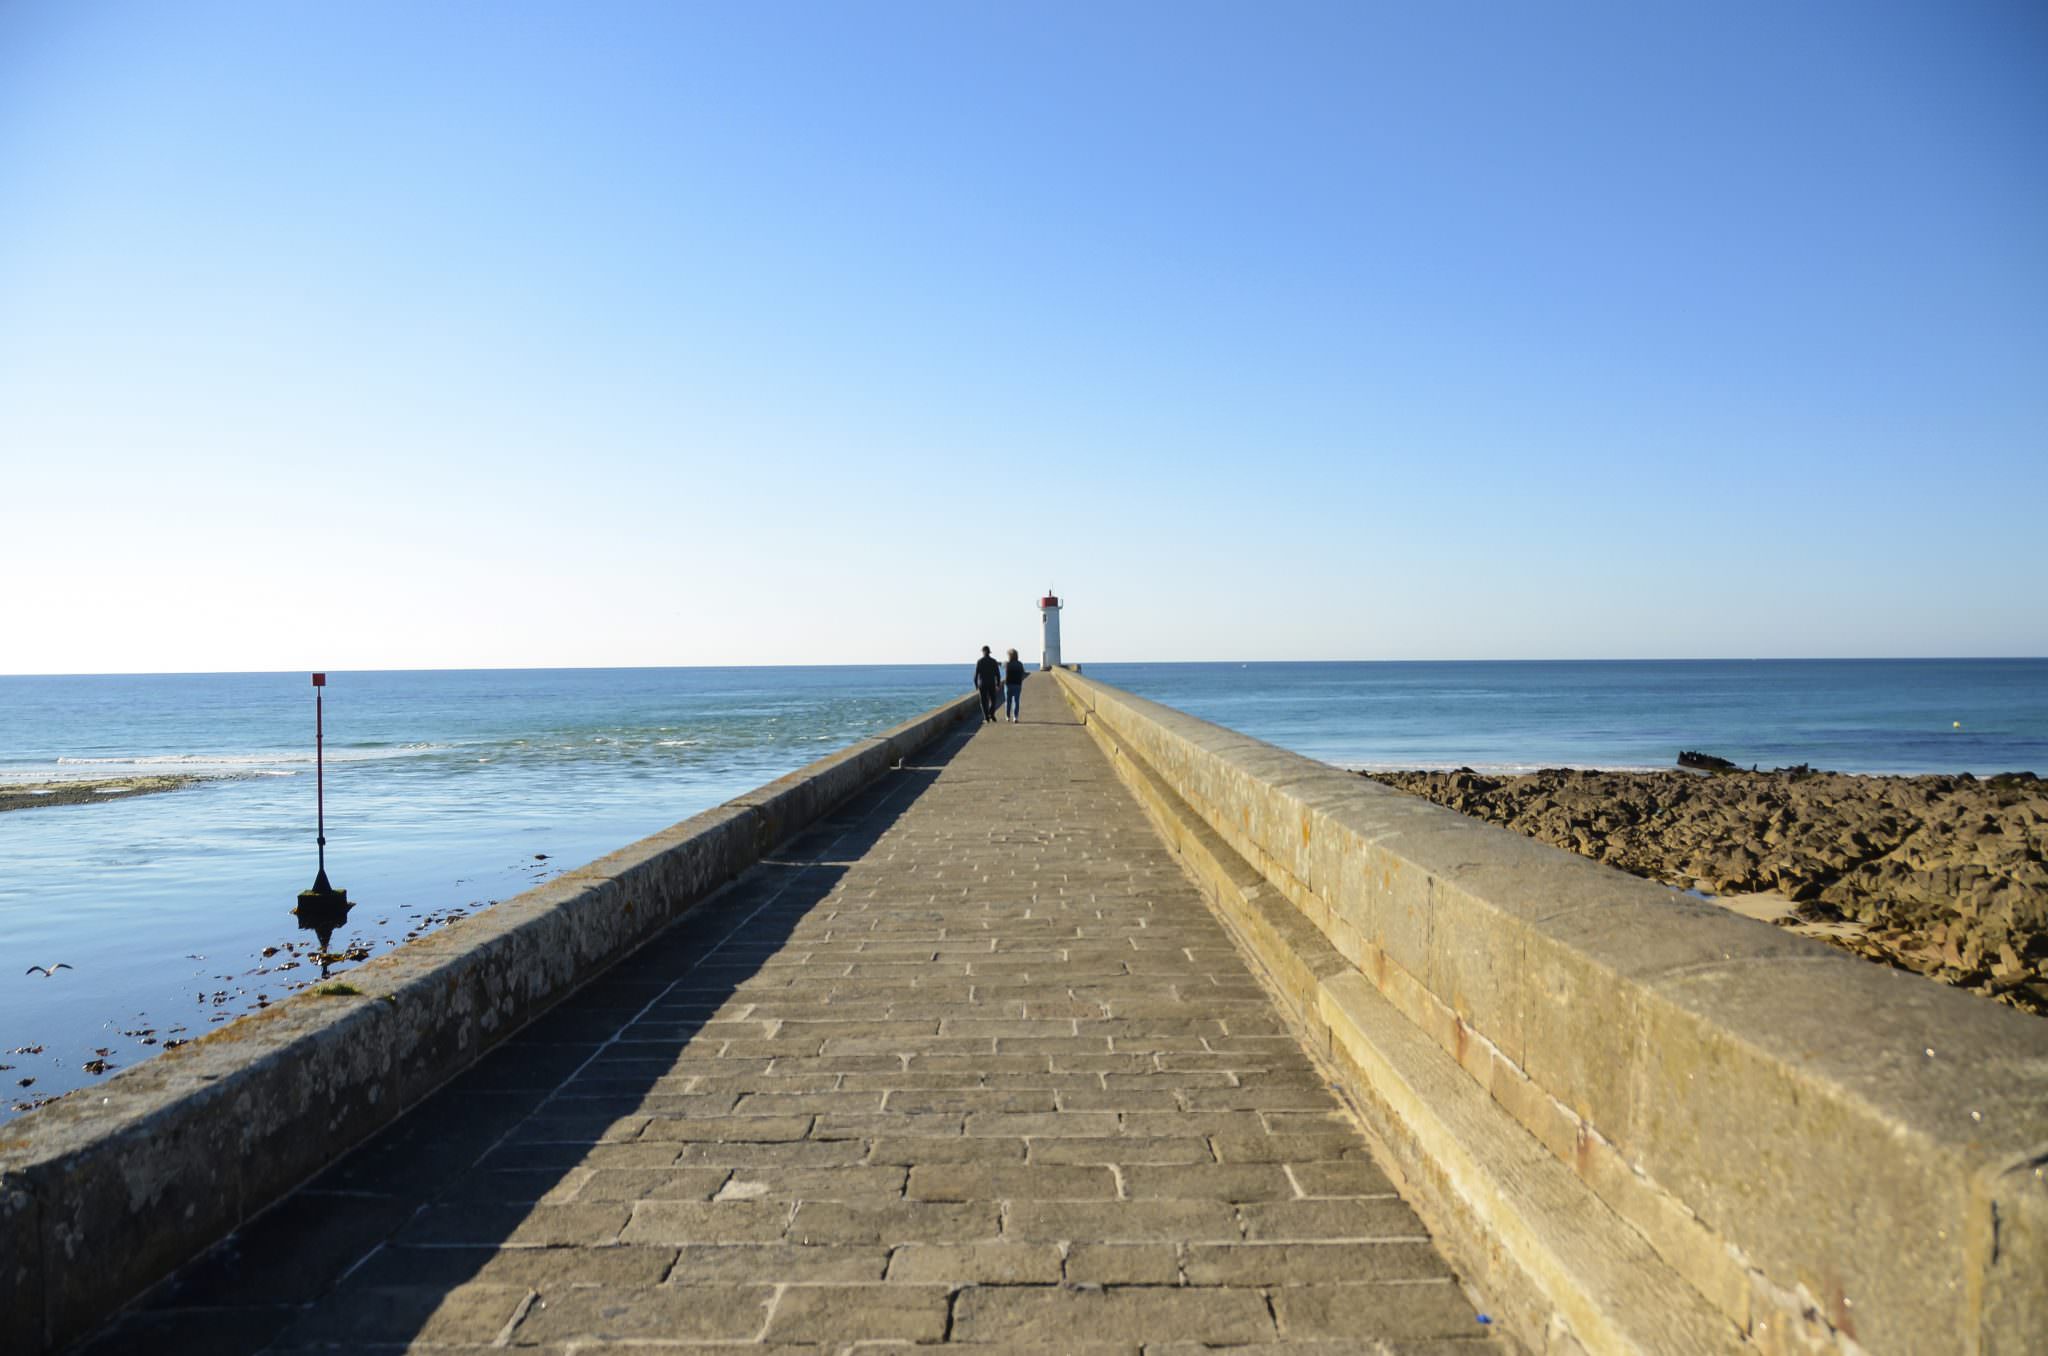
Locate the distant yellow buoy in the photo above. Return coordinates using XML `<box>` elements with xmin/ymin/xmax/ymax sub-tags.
<box><xmin>1953</xmin><ymin>721</ymin><xmax>1962</xmax><ymax>730</ymax></box>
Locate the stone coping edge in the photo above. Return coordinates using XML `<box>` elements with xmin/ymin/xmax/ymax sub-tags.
<box><xmin>1055</xmin><ymin>669</ymin><xmax>2047</xmax><ymax>1356</ymax></box>
<box><xmin>0</xmin><ymin>692</ymin><xmax>979</xmax><ymax>1355</ymax></box>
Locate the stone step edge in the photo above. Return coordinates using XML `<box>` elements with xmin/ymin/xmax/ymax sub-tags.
<box><xmin>1059</xmin><ymin>683</ymin><xmax>1743</xmax><ymax>1356</ymax></box>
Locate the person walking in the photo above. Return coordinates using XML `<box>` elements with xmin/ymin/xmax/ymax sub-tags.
<box><xmin>1003</xmin><ymin>648</ymin><xmax>1026</xmax><ymax>722</ymax></box>
<box><xmin>973</xmin><ymin>645</ymin><xmax>1002</xmax><ymax>724</ymax></box>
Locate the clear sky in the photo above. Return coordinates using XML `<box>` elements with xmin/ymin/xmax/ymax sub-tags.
<box><xmin>2</xmin><ymin>2</ymin><xmax>2043</xmax><ymax>673</ymax></box>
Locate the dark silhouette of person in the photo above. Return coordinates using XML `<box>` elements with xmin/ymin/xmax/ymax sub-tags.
<box><xmin>973</xmin><ymin>646</ymin><xmax>1002</xmax><ymax>723</ymax></box>
<box><xmin>1003</xmin><ymin>648</ymin><xmax>1026</xmax><ymax>722</ymax></box>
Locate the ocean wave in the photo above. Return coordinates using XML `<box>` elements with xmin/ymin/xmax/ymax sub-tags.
<box><xmin>54</xmin><ymin>744</ymin><xmax>446</xmax><ymax>769</ymax></box>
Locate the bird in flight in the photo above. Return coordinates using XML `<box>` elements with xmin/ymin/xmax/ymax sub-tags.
<box><xmin>25</xmin><ymin>963</ymin><xmax>73</xmax><ymax>977</ymax></box>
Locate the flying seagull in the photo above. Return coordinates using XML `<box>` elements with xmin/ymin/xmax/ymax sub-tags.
<box><xmin>25</xmin><ymin>963</ymin><xmax>73</xmax><ymax>977</ymax></box>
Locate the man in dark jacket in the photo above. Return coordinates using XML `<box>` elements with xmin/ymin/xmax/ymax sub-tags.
<box><xmin>973</xmin><ymin>646</ymin><xmax>1002</xmax><ymax>723</ymax></box>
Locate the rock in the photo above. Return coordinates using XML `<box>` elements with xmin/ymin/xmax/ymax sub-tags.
<box><xmin>1365</xmin><ymin>763</ymin><xmax>2048</xmax><ymax>1016</ymax></box>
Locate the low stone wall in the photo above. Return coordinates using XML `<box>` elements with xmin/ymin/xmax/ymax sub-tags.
<box><xmin>0</xmin><ymin>693</ymin><xmax>977</xmax><ymax>1356</ymax></box>
<box><xmin>1054</xmin><ymin>670</ymin><xmax>2046</xmax><ymax>1356</ymax></box>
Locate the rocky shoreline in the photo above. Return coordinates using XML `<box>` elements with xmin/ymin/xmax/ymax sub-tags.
<box><xmin>1367</xmin><ymin>766</ymin><xmax>2048</xmax><ymax>1015</ymax></box>
<box><xmin>0</xmin><ymin>775</ymin><xmax>202</xmax><ymax>812</ymax></box>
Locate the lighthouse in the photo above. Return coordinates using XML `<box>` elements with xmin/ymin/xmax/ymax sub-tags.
<box><xmin>1038</xmin><ymin>590</ymin><xmax>1062</xmax><ymax>670</ymax></box>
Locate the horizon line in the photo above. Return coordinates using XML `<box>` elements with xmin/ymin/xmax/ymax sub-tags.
<box><xmin>4</xmin><ymin>655</ymin><xmax>2045</xmax><ymax>680</ymax></box>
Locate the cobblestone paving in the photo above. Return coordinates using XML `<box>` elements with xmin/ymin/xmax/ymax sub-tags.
<box><xmin>80</xmin><ymin>674</ymin><xmax>1498</xmax><ymax>1354</ymax></box>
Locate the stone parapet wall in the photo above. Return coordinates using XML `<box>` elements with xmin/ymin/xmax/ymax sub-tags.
<box><xmin>0</xmin><ymin>693</ymin><xmax>978</xmax><ymax>1356</ymax></box>
<box><xmin>1054</xmin><ymin>669</ymin><xmax>2046</xmax><ymax>1356</ymax></box>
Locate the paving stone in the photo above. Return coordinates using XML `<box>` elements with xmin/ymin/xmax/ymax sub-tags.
<box><xmin>1212</xmin><ymin>1132</ymin><xmax>1373</xmax><ymax>1164</ymax></box>
<box><xmin>1027</xmin><ymin>1136</ymin><xmax>1214</xmax><ymax>1166</ymax></box>
<box><xmin>140</xmin><ymin>1191</ymin><xmax>418</xmax><ymax>1308</ymax></box>
<box><xmin>1150</xmin><ymin>1344</ymin><xmax>1497</xmax><ymax>1356</ymax></box>
<box><xmin>883</xmin><ymin>1087</ymin><xmax>1060</xmax><ymax>1114</ymax></box>
<box><xmin>601</xmin><ymin>1091</ymin><xmax>740</xmax><ymax>1119</ymax></box>
<box><xmin>760</xmin><ymin>1282</ymin><xmax>952</xmax><ymax>1343</ymax></box>
<box><xmin>436</xmin><ymin>1167</ymin><xmax>591</xmax><ymax>1203</ymax></box>
<box><xmin>571</xmin><ymin>1167</ymin><xmax>733</xmax><ymax>1201</ymax></box>
<box><xmin>1002</xmin><ymin>1200</ymin><xmax>1242</xmax><ymax>1242</ymax></box>
<box><xmin>272</xmin><ymin>1282</ymin><xmax>532</xmax><ymax>1347</ymax></box>
<box><xmin>786</xmin><ymin>1199</ymin><xmax>1001</xmax><ymax>1245</ymax></box>
<box><xmin>711</xmin><ymin>1164</ymin><xmax>907</xmax><ymax>1201</ymax></box>
<box><xmin>1187</xmin><ymin>1084</ymin><xmax>1343</xmax><ymax>1112</ymax></box>
<box><xmin>671</xmin><ymin>1138</ymin><xmax>870</xmax><ymax>1167</ymax></box>
<box><xmin>618</xmin><ymin>1200</ymin><xmax>791</xmax><ymax>1244</ymax></box>
<box><xmin>1271</xmin><ymin>1281</ymin><xmax>1486</xmax><ymax>1339</ymax></box>
<box><xmin>886</xmin><ymin>1242</ymin><xmax>1065</xmax><ymax>1284</ymax></box>
<box><xmin>1291</xmin><ymin>1159</ymin><xmax>1401</xmax><ymax>1197</ymax></box>
<box><xmin>1119</xmin><ymin>1110</ymin><xmax>1272</xmax><ymax>1137</ymax></box>
<box><xmin>1235</xmin><ymin>1066</ymin><xmax>1329</xmax><ymax>1088</ymax></box>
<box><xmin>1241</xmin><ymin>1199</ymin><xmax>1431</xmax><ymax>1241</ymax></box>
<box><xmin>963</xmin><ymin>1110</ymin><xmax>1119</xmax><ymax>1137</ymax></box>
<box><xmin>503</xmin><ymin>1112</ymin><xmax>650</xmax><ymax>1144</ymax></box>
<box><xmin>731</xmin><ymin>1090</ymin><xmax>888</xmax><ymax>1115</ymax></box>
<box><xmin>1055</xmin><ymin>1087</ymin><xmax>1184</xmax><ymax>1111</ymax></box>
<box><xmin>840</xmin><ymin>1070</ymin><xmax>985</xmax><ymax>1090</ymax></box>
<box><xmin>1124</xmin><ymin>1163</ymin><xmax>1295</xmax><ymax>1201</ymax></box>
<box><xmin>638</xmin><ymin>1114</ymin><xmax>814</xmax><ymax>1142</ymax></box>
<box><xmin>396</xmin><ymin>1202</ymin><xmax>630</xmax><ymax>1247</ymax></box>
<box><xmin>667</xmin><ymin>1243</ymin><xmax>888</xmax><ymax>1283</ymax></box>
<box><xmin>508</xmin><ymin>1284</ymin><xmax>775</xmax><ymax>1343</ymax></box>
<box><xmin>346</xmin><ymin>1243</ymin><xmax>679</xmax><ymax>1290</ymax></box>
<box><xmin>70</xmin><ymin>1306</ymin><xmax>295</xmax><ymax>1356</ymax></box>
<box><xmin>952</xmin><ymin>1284</ymin><xmax>1276</xmax><ymax>1344</ymax></box>
<box><xmin>907</xmin><ymin>1163</ymin><xmax>1118</xmax><ymax>1200</ymax></box>
<box><xmin>1063</xmin><ymin>1241</ymin><xmax>1181</xmax><ymax>1285</ymax></box>
<box><xmin>811</xmin><ymin>1110</ymin><xmax>966</xmax><ymax>1139</ymax></box>
<box><xmin>869</xmin><ymin>1135</ymin><xmax>1029</xmax><ymax>1164</ymax></box>
<box><xmin>1265</xmin><ymin>1110</ymin><xmax>1360</xmax><ymax>1134</ymax></box>
<box><xmin>1185</xmin><ymin>1242</ymin><xmax>1457</xmax><ymax>1285</ymax></box>
<box><xmin>856</xmin><ymin>1340</ymin><xmax>1144</xmax><ymax>1356</ymax></box>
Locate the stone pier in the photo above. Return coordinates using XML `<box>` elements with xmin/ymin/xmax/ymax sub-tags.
<box><xmin>73</xmin><ymin>673</ymin><xmax>1497</xmax><ymax>1353</ymax></box>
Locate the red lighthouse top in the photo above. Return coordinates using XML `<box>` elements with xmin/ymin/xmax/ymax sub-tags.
<box><xmin>1040</xmin><ymin>594</ymin><xmax>1060</xmax><ymax>609</ymax></box>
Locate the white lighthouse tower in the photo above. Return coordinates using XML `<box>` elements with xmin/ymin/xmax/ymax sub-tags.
<box><xmin>1038</xmin><ymin>590</ymin><xmax>1062</xmax><ymax>671</ymax></box>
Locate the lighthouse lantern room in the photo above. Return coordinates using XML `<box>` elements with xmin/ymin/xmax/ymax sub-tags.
<box><xmin>1038</xmin><ymin>591</ymin><xmax>1062</xmax><ymax>671</ymax></box>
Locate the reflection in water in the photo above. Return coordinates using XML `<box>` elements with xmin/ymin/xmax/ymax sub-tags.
<box><xmin>293</xmin><ymin>875</ymin><xmax>352</xmax><ymax>978</ymax></box>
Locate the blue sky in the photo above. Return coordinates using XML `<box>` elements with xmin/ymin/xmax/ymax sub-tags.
<box><xmin>2</xmin><ymin>2</ymin><xmax>2043</xmax><ymax>672</ymax></box>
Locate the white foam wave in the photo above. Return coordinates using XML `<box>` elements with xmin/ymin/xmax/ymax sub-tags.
<box><xmin>655</xmin><ymin>739</ymin><xmax>706</xmax><ymax>747</ymax></box>
<box><xmin>54</xmin><ymin>744</ymin><xmax>445</xmax><ymax>769</ymax></box>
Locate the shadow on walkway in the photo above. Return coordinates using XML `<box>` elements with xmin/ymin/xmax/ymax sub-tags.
<box><xmin>77</xmin><ymin>726</ymin><xmax>972</xmax><ymax>1354</ymax></box>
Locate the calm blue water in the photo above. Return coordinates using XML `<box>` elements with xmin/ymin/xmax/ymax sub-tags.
<box><xmin>0</xmin><ymin>667</ymin><xmax>965</xmax><ymax>1115</ymax></box>
<box><xmin>2</xmin><ymin>658</ymin><xmax>2042</xmax><ymax>1116</ymax></box>
<box><xmin>1089</xmin><ymin>659</ymin><xmax>2048</xmax><ymax>776</ymax></box>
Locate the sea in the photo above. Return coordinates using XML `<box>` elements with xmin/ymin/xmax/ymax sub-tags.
<box><xmin>3</xmin><ymin>658</ymin><xmax>2043</xmax><ymax>1117</ymax></box>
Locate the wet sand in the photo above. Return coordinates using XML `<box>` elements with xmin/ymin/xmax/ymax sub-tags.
<box><xmin>1368</xmin><ymin>767</ymin><xmax>2048</xmax><ymax>1015</ymax></box>
<box><xmin>0</xmin><ymin>775</ymin><xmax>202</xmax><ymax>812</ymax></box>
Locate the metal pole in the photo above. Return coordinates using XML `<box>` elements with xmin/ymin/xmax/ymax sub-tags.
<box><xmin>315</xmin><ymin>682</ymin><xmax>326</xmax><ymax>876</ymax></box>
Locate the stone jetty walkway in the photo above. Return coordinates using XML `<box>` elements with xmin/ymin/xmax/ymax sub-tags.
<box><xmin>82</xmin><ymin>675</ymin><xmax>1498</xmax><ymax>1354</ymax></box>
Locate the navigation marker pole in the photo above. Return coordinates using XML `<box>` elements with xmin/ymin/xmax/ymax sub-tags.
<box><xmin>294</xmin><ymin>672</ymin><xmax>351</xmax><ymax>974</ymax></box>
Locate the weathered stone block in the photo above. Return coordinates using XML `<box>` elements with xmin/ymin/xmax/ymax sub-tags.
<box><xmin>953</xmin><ymin>1284</ymin><xmax>1275</xmax><ymax>1345</ymax></box>
<box><xmin>762</xmin><ymin>1283</ymin><xmax>951</xmax><ymax>1343</ymax></box>
<box><xmin>887</xmin><ymin>1242</ymin><xmax>1062</xmax><ymax>1284</ymax></box>
<box><xmin>508</xmin><ymin>1284</ymin><xmax>775</xmax><ymax>1344</ymax></box>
